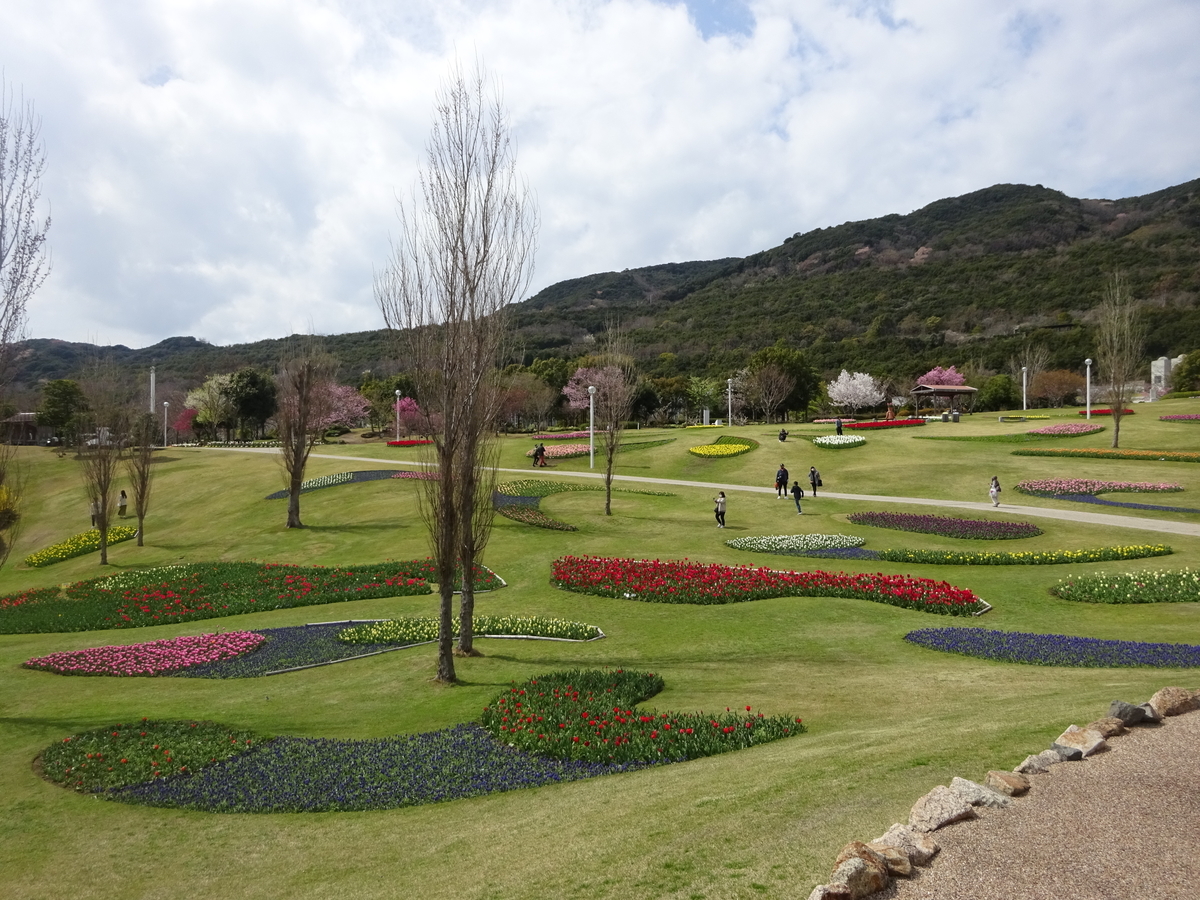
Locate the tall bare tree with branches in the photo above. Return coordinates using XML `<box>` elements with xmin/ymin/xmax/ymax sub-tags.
<box><xmin>1094</xmin><ymin>271</ymin><xmax>1145</xmax><ymax>448</ymax></box>
<box><xmin>78</xmin><ymin>363</ymin><xmax>130</xmax><ymax>566</ymax></box>
<box><xmin>124</xmin><ymin>412</ymin><xmax>156</xmax><ymax>546</ymax></box>
<box><xmin>375</xmin><ymin>60</ymin><xmax>537</xmax><ymax>682</ymax></box>
<box><xmin>277</xmin><ymin>344</ymin><xmax>337</xmax><ymax>528</ymax></box>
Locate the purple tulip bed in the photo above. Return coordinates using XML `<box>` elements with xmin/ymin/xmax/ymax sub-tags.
<box><xmin>905</xmin><ymin>627</ymin><xmax>1200</xmax><ymax>668</ymax></box>
<box><xmin>846</xmin><ymin>511</ymin><xmax>1042</xmax><ymax>540</ymax></box>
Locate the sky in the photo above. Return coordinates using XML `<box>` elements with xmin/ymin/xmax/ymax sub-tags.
<box><xmin>4</xmin><ymin>0</ymin><xmax>1199</xmax><ymax>349</ymax></box>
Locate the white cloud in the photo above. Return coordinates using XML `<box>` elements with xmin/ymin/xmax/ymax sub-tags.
<box><xmin>2</xmin><ymin>0</ymin><xmax>1197</xmax><ymax>349</ymax></box>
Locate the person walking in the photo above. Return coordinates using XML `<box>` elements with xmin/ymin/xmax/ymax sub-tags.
<box><xmin>775</xmin><ymin>463</ymin><xmax>789</xmax><ymax>498</ymax></box>
<box><xmin>532</xmin><ymin>443</ymin><xmax>546</xmax><ymax>467</ymax></box>
<box><xmin>809</xmin><ymin>466</ymin><xmax>821</xmax><ymax>497</ymax></box>
<box><xmin>118</xmin><ymin>489</ymin><xmax>128</xmax><ymax>517</ymax></box>
<box><xmin>835</xmin><ymin>418</ymin><xmax>843</xmax><ymax>436</ymax></box>
<box><xmin>989</xmin><ymin>476</ymin><xmax>1001</xmax><ymax>507</ymax></box>
<box><xmin>713</xmin><ymin>491</ymin><xmax>726</xmax><ymax>528</ymax></box>
<box><xmin>790</xmin><ymin>480</ymin><xmax>804</xmax><ymax>514</ymax></box>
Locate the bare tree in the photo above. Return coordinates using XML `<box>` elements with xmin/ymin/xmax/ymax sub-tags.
<box><xmin>743</xmin><ymin>363</ymin><xmax>794</xmax><ymax>423</ymax></box>
<box><xmin>124</xmin><ymin>412</ymin><xmax>156</xmax><ymax>546</ymax></box>
<box><xmin>375</xmin><ymin>60</ymin><xmax>537</xmax><ymax>682</ymax></box>
<box><xmin>0</xmin><ymin>81</ymin><xmax>51</xmax><ymax>570</ymax></box>
<box><xmin>1008</xmin><ymin>341</ymin><xmax>1051</xmax><ymax>405</ymax></box>
<box><xmin>1094</xmin><ymin>271</ymin><xmax>1145</xmax><ymax>448</ymax></box>
<box><xmin>1030</xmin><ymin>369</ymin><xmax>1084</xmax><ymax>408</ymax></box>
<box><xmin>78</xmin><ymin>363</ymin><xmax>130</xmax><ymax>566</ymax></box>
<box><xmin>276</xmin><ymin>344</ymin><xmax>337</xmax><ymax>528</ymax></box>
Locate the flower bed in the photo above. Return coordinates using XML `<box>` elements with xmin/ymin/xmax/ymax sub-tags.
<box><xmin>525</xmin><ymin>443</ymin><xmax>591</xmax><ymax>460</ymax></box>
<box><xmin>876</xmin><ymin>545</ymin><xmax>1172</xmax><ymax>566</ymax></box>
<box><xmin>0</xmin><ymin>560</ymin><xmax>503</xmax><ymax>634</ymax></box>
<box><xmin>1026</xmin><ymin>423</ymin><xmax>1105</xmax><ymax>436</ymax></box>
<box><xmin>1015</xmin><ymin>479</ymin><xmax>1184</xmax><ymax>496</ymax></box>
<box><xmin>688</xmin><ymin>435</ymin><xmax>759</xmax><ymax>458</ymax></box>
<box><xmin>813</xmin><ymin>418</ymin><xmax>857</xmax><ymax>424</ymax></box>
<box><xmin>551</xmin><ymin>555</ymin><xmax>984</xmax><ymax>615</ymax></box>
<box><xmin>1042</xmin><ymin>494</ymin><xmax>1200</xmax><ymax>514</ymax></box>
<box><xmin>480</xmin><ymin>669</ymin><xmax>804</xmax><ymax>764</ymax></box>
<box><xmin>812</xmin><ymin>435</ymin><xmax>866</xmax><ymax>449</ymax></box>
<box><xmin>1013</xmin><ymin>448</ymin><xmax>1200</xmax><ymax>463</ymax></box>
<box><xmin>1078</xmin><ymin>409</ymin><xmax>1133</xmax><ymax>416</ymax></box>
<box><xmin>843</xmin><ymin>419</ymin><xmax>926</xmax><ymax>429</ymax></box>
<box><xmin>341</xmin><ymin>615</ymin><xmax>602</xmax><ymax>644</ymax></box>
<box><xmin>1050</xmin><ymin>569</ymin><xmax>1200</xmax><ymax>604</ymax></box>
<box><xmin>724</xmin><ymin>534</ymin><xmax>866</xmax><ymax>555</ymax></box>
<box><xmin>905</xmin><ymin>627</ymin><xmax>1200</xmax><ymax>668</ymax></box>
<box><xmin>24</xmin><ymin>632</ymin><xmax>266</xmax><ymax>677</ymax></box>
<box><xmin>264</xmin><ymin>469</ymin><xmax>436</xmax><ymax>499</ymax></box>
<box><xmin>1160</xmin><ymin>414</ymin><xmax>1200</xmax><ymax>422</ymax></box>
<box><xmin>492</xmin><ymin>481</ymin><xmax>673</xmax><ymax>531</ymax></box>
<box><xmin>24</xmin><ymin>527</ymin><xmax>140</xmax><ymax>568</ymax></box>
<box><xmin>495</xmin><ymin>504</ymin><xmax>577</xmax><ymax>531</ymax></box>
<box><xmin>387</xmin><ymin>439</ymin><xmax>432</xmax><ymax>446</ymax></box>
<box><xmin>530</xmin><ymin>431</ymin><xmax>590</xmax><ymax>440</ymax></box>
<box><xmin>847</xmin><ymin>511</ymin><xmax>1042</xmax><ymax>540</ymax></box>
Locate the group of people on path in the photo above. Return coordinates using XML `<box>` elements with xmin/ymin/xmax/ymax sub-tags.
<box><xmin>715</xmin><ymin>462</ymin><xmax>822</xmax><ymax>527</ymax></box>
<box><xmin>531</xmin><ymin>443</ymin><xmax>549</xmax><ymax>467</ymax></box>
<box><xmin>89</xmin><ymin>490</ymin><xmax>129</xmax><ymax>527</ymax></box>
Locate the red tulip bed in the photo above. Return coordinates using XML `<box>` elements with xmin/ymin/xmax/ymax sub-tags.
<box><xmin>844</xmin><ymin>419</ymin><xmax>925</xmax><ymax>429</ymax></box>
<box><xmin>1078</xmin><ymin>409</ymin><xmax>1133</xmax><ymax>416</ymax></box>
<box><xmin>481</xmin><ymin>669</ymin><xmax>805</xmax><ymax>764</ymax></box>
<box><xmin>551</xmin><ymin>556</ymin><xmax>984</xmax><ymax>615</ymax></box>
<box><xmin>387</xmin><ymin>439</ymin><xmax>433</xmax><ymax>446</ymax></box>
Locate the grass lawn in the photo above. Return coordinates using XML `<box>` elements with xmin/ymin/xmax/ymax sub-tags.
<box><xmin>1</xmin><ymin>398</ymin><xmax>1198</xmax><ymax>899</ymax></box>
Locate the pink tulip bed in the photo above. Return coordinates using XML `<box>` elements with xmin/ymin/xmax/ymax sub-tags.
<box><xmin>1013</xmin><ymin>448</ymin><xmax>1200</xmax><ymax>463</ymax></box>
<box><xmin>24</xmin><ymin>632</ymin><xmax>267</xmax><ymax>677</ymax></box>
<box><xmin>1013</xmin><ymin>478</ymin><xmax>1200</xmax><ymax>514</ymax></box>
<box><xmin>530</xmin><ymin>431</ymin><xmax>590</xmax><ymax>440</ymax></box>
<box><xmin>1026</xmin><ymin>423</ymin><xmax>1104</xmax><ymax>436</ymax></box>
<box><xmin>526</xmin><ymin>443</ymin><xmax>591</xmax><ymax>460</ymax></box>
<box><xmin>1160</xmin><ymin>414</ymin><xmax>1200</xmax><ymax>422</ymax></box>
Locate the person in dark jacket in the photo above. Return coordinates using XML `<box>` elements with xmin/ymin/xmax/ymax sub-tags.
<box><xmin>809</xmin><ymin>466</ymin><xmax>821</xmax><ymax>496</ymax></box>
<box><xmin>775</xmin><ymin>463</ymin><xmax>789</xmax><ymax>498</ymax></box>
<box><xmin>790</xmin><ymin>480</ymin><xmax>804</xmax><ymax>514</ymax></box>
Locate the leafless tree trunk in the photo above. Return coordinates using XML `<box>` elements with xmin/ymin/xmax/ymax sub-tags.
<box><xmin>744</xmin><ymin>363</ymin><xmax>794</xmax><ymax>423</ymax></box>
<box><xmin>124</xmin><ymin>412</ymin><xmax>156</xmax><ymax>546</ymax></box>
<box><xmin>78</xmin><ymin>363</ymin><xmax>129</xmax><ymax>566</ymax></box>
<box><xmin>375</xmin><ymin>60</ymin><xmax>537</xmax><ymax>682</ymax></box>
<box><xmin>1095</xmin><ymin>271</ymin><xmax>1144</xmax><ymax>449</ymax></box>
<box><xmin>596</xmin><ymin>324</ymin><xmax>637</xmax><ymax>517</ymax></box>
<box><xmin>0</xmin><ymin>81</ymin><xmax>51</xmax><ymax>570</ymax></box>
<box><xmin>277</xmin><ymin>343</ymin><xmax>337</xmax><ymax>528</ymax></box>
<box><xmin>1009</xmin><ymin>341</ymin><xmax>1051</xmax><ymax>408</ymax></box>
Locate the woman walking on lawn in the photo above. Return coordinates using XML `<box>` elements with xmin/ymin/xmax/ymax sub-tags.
<box><xmin>714</xmin><ymin>491</ymin><xmax>726</xmax><ymax>528</ymax></box>
<box><xmin>809</xmin><ymin>466</ymin><xmax>821</xmax><ymax>497</ymax></box>
<box><xmin>989</xmin><ymin>476</ymin><xmax>1001</xmax><ymax>507</ymax></box>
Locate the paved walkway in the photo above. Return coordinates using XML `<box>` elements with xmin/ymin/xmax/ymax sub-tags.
<box><xmin>211</xmin><ymin>446</ymin><xmax>1200</xmax><ymax>540</ymax></box>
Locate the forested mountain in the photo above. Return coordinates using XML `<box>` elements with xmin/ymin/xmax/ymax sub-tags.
<box><xmin>13</xmin><ymin>177</ymin><xmax>1200</xmax><ymax>393</ymax></box>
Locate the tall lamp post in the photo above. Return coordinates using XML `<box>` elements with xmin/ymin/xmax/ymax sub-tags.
<box><xmin>162</xmin><ymin>401</ymin><xmax>169</xmax><ymax>447</ymax></box>
<box><xmin>1021</xmin><ymin>366</ymin><xmax>1027</xmax><ymax>411</ymax></box>
<box><xmin>1084</xmin><ymin>358</ymin><xmax>1092</xmax><ymax>420</ymax></box>
<box><xmin>394</xmin><ymin>389</ymin><xmax>401</xmax><ymax>441</ymax></box>
<box><xmin>727</xmin><ymin>378</ymin><xmax>733</xmax><ymax>426</ymax></box>
<box><xmin>588</xmin><ymin>385</ymin><xmax>596</xmax><ymax>469</ymax></box>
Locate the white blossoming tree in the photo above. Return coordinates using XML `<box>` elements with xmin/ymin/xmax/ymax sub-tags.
<box><xmin>827</xmin><ymin>370</ymin><xmax>884</xmax><ymax>415</ymax></box>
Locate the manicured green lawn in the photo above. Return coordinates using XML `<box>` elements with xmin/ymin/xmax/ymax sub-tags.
<box><xmin>1</xmin><ymin>398</ymin><xmax>1198</xmax><ymax>899</ymax></box>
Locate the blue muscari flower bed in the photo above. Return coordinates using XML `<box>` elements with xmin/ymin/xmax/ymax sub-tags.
<box><xmin>905</xmin><ymin>627</ymin><xmax>1200</xmax><ymax>668</ymax></box>
<box><xmin>109</xmin><ymin>723</ymin><xmax>650</xmax><ymax>812</ymax></box>
<box><xmin>787</xmin><ymin>547</ymin><xmax>883</xmax><ymax>561</ymax></box>
<box><xmin>170</xmin><ymin>623</ymin><xmax>404</xmax><ymax>678</ymax></box>
<box><xmin>1050</xmin><ymin>493</ymin><xmax>1200</xmax><ymax>514</ymax></box>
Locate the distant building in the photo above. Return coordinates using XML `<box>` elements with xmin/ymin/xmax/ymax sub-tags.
<box><xmin>1150</xmin><ymin>354</ymin><xmax>1187</xmax><ymax>399</ymax></box>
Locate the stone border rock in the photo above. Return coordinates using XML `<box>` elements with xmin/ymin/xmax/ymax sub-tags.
<box><xmin>805</xmin><ymin>685</ymin><xmax>1200</xmax><ymax>900</ymax></box>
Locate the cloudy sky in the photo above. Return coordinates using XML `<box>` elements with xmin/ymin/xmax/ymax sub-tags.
<box><xmin>4</xmin><ymin>0</ymin><xmax>1198</xmax><ymax>348</ymax></box>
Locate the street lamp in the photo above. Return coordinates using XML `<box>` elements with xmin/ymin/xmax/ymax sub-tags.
<box><xmin>1021</xmin><ymin>366</ymin><xmax>1027</xmax><ymax>411</ymax></box>
<box><xmin>727</xmin><ymin>378</ymin><xmax>733</xmax><ymax>426</ymax></box>
<box><xmin>588</xmin><ymin>385</ymin><xmax>596</xmax><ymax>469</ymax></box>
<box><xmin>1084</xmin><ymin>358</ymin><xmax>1092</xmax><ymax>420</ymax></box>
<box><xmin>162</xmin><ymin>401</ymin><xmax>169</xmax><ymax>447</ymax></box>
<box><xmin>394</xmin><ymin>389</ymin><xmax>402</xmax><ymax>441</ymax></box>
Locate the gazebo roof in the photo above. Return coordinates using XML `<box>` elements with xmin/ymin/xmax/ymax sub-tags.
<box><xmin>910</xmin><ymin>384</ymin><xmax>978</xmax><ymax>395</ymax></box>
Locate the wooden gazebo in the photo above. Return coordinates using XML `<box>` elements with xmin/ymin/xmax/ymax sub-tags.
<box><xmin>910</xmin><ymin>383</ymin><xmax>978</xmax><ymax>413</ymax></box>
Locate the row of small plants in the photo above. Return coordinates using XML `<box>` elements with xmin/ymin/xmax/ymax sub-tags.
<box><xmin>724</xmin><ymin>534</ymin><xmax>866</xmax><ymax>554</ymax></box>
<box><xmin>846</xmin><ymin>511</ymin><xmax>1042</xmax><ymax>540</ymax></box>
<box><xmin>1013</xmin><ymin>448</ymin><xmax>1200</xmax><ymax>463</ymax></box>
<box><xmin>905</xmin><ymin>627</ymin><xmax>1200</xmax><ymax>668</ymax></box>
<box><xmin>1015</xmin><ymin>478</ymin><xmax>1183</xmax><ymax>495</ymax></box>
<box><xmin>24</xmin><ymin>526</ymin><xmax>139</xmax><ymax>568</ymax></box>
<box><xmin>844</xmin><ymin>419</ymin><xmax>925</xmax><ymax>429</ymax></box>
<box><xmin>688</xmin><ymin>434</ymin><xmax>760</xmax><ymax>458</ymax></box>
<box><xmin>0</xmin><ymin>560</ymin><xmax>502</xmax><ymax>634</ymax></box>
<box><xmin>1050</xmin><ymin>568</ymin><xmax>1200</xmax><ymax>604</ymax></box>
<box><xmin>480</xmin><ymin>669</ymin><xmax>805</xmax><ymax>764</ymax></box>
<box><xmin>264</xmin><ymin>469</ymin><xmax>436</xmax><ymax>499</ymax></box>
<box><xmin>875</xmin><ymin>545</ymin><xmax>1172</xmax><ymax>566</ymax></box>
<box><xmin>550</xmin><ymin>555</ymin><xmax>984</xmax><ymax>615</ymax></box>
<box><xmin>811</xmin><ymin>435</ymin><xmax>866</xmax><ymax>448</ymax></box>
<box><xmin>340</xmin><ymin>615</ymin><xmax>602</xmax><ymax>644</ymax></box>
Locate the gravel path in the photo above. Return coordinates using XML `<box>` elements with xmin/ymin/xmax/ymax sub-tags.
<box><xmin>879</xmin><ymin>710</ymin><xmax>1200</xmax><ymax>900</ymax></box>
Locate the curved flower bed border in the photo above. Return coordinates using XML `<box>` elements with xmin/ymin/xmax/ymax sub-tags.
<box><xmin>1160</xmin><ymin>414</ymin><xmax>1200</xmax><ymax>422</ymax></box>
<box><xmin>688</xmin><ymin>435</ymin><xmax>760</xmax><ymax>458</ymax></box>
<box><xmin>905</xmin><ymin>627</ymin><xmax>1200</xmax><ymax>668</ymax></box>
<box><xmin>1039</xmin><ymin>494</ymin><xmax>1200</xmax><ymax>514</ymax></box>
<box><xmin>844</xmin><ymin>419</ymin><xmax>925</xmax><ymax>430</ymax></box>
<box><xmin>1015</xmin><ymin>479</ymin><xmax>1183</xmax><ymax>495</ymax></box>
<box><xmin>1026</xmin><ymin>423</ymin><xmax>1105</xmax><ymax>436</ymax></box>
<box><xmin>776</xmin><ymin>545</ymin><xmax>1173</xmax><ymax>566</ymax></box>
<box><xmin>812</xmin><ymin>435</ymin><xmax>866</xmax><ymax>449</ymax></box>
<box><xmin>846</xmin><ymin>511</ymin><xmax>1042</xmax><ymax>541</ymax></box>
<box><xmin>24</xmin><ymin>527</ymin><xmax>140</xmax><ymax>568</ymax></box>
<box><xmin>264</xmin><ymin>469</ymin><xmax>435</xmax><ymax>499</ymax></box>
<box><xmin>551</xmin><ymin>555</ymin><xmax>985</xmax><ymax>615</ymax></box>
<box><xmin>1050</xmin><ymin>569</ymin><xmax>1200</xmax><ymax>604</ymax></box>
<box><xmin>1013</xmin><ymin>448</ymin><xmax>1200</xmax><ymax>463</ymax></box>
